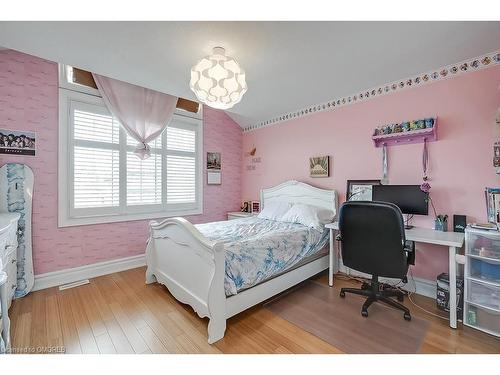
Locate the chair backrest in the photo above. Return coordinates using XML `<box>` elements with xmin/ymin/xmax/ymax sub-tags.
<box><xmin>339</xmin><ymin>201</ymin><xmax>408</xmax><ymax>279</ymax></box>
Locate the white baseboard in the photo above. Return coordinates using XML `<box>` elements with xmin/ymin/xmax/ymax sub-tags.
<box><xmin>338</xmin><ymin>265</ymin><xmax>436</xmax><ymax>299</ymax></box>
<box><xmin>33</xmin><ymin>254</ymin><xmax>146</xmax><ymax>291</ymax></box>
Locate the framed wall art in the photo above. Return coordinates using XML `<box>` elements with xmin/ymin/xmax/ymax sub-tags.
<box><xmin>310</xmin><ymin>156</ymin><xmax>329</xmax><ymax>178</ymax></box>
<box><xmin>346</xmin><ymin>179</ymin><xmax>381</xmax><ymax>201</ymax></box>
<box><xmin>0</xmin><ymin>128</ymin><xmax>36</xmax><ymax>156</ymax></box>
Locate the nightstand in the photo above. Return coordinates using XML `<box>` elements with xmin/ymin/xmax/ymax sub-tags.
<box><xmin>227</xmin><ymin>212</ymin><xmax>256</xmax><ymax>220</ymax></box>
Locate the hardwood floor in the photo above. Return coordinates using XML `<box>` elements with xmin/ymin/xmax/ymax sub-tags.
<box><xmin>8</xmin><ymin>267</ymin><xmax>500</xmax><ymax>354</ymax></box>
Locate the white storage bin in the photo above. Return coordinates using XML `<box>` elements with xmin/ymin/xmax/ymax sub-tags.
<box><xmin>466</xmin><ymin>305</ymin><xmax>500</xmax><ymax>336</ymax></box>
<box><xmin>467</xmin><ymin>279</ymin><xmax>500</xmax><ymax>311</ymax></box>
<box><xmin>466</xmin><ymin>230</ymin><xmax>500</xmax><ymax>260</ymax></box>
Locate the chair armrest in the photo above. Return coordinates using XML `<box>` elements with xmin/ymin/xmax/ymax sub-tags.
<box><xmin>404</xmin><ymin>240</ymin><xmax>415</xmax><ymax>265</ymax></box>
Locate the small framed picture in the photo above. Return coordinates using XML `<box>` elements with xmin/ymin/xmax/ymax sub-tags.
<box><xmin>346</xmin><ymin>180</ymin><xmax>381</xmax><ymax>201</ymax></box>
<box><xmin>207</xmin><ymin>171</ymin><xmax>221</xmax><ymax>185</ymax></box>
<box><xmin>310</xmin><ymin>156</ymin><xmax>329</xmax><ymax>178</ymax></box>
<box><xmin>207</xmin><ymin>152</ymin><xmax>221</xmax><ymax>170</ymax></box>
<box><xmin>0</xmin><ymin>128</ymin><xmax>36</xmax><ymax>156</ymax></box>
<box><xmin>251</xmin><ymin>201</ymin><xmax>261</xmax><ymax>213</ymax></box>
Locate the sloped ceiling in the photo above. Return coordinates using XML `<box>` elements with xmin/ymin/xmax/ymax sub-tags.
<box><xmin>0</xmin><ymin>21</ymin><xmax>499</xmax><ymax>127</ymax></box>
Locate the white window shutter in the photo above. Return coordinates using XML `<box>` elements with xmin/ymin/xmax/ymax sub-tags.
<box><xmin>73</xmin><ymin>107</ymin><xmax>120</xmax><ymax>209</ymax></box>
<box><xmin>166</xmin><ymin>126</ymin><xmax>197</xmax><ymax>204</ymax></box>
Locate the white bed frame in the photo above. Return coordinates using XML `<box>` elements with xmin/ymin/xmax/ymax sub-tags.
<box><xmin>145</xmin><ymin>180</ymin><xmax>337</xmax><ymax>343</ymax></box>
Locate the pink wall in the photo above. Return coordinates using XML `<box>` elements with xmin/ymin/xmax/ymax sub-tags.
<box><xmin>0</xmin><ymin>49</ymin><xmax>242</xmax><ymax>275</ymax></box>
<box><xmin>242</xmin><ymin>65</ymin><xmax>500</xmax><ymax>280</ymax></box>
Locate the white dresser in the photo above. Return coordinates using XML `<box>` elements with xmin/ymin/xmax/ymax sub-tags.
<box><xmin>0</xmin><ymin>212</ymin><xmax>20</xmax><ymax>352</ymax></box>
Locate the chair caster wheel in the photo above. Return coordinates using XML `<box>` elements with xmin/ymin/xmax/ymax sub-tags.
<box><xmin>404</xmin><ymin>312</ymin><xmax>411</xmax><ymax>321</ymax></box>
<box><xmin>340</xmin><ymin>291</ymin><xmax>346</xmax><ymax>298</ymax></box>
<box><xmin>397</xmin><ymin>295</ymin><xmax>404</xmax><ymax>302</ymax></box>
<box><xmin>361</xmin><ymin>310</ymin><xmax>368</xmax><ymax>318</ymax></box>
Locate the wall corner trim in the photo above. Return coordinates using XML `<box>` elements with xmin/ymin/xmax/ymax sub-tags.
<box><xmin>32</xmin><ymin>254</ymin><xmax>146</xmax><ymax>291</ymax></box>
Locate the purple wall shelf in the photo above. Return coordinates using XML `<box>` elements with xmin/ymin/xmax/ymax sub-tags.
<box><xmin>372</xmin><ymin>117</ymin><xmax>438</xmax><ymax>147</ymax></box>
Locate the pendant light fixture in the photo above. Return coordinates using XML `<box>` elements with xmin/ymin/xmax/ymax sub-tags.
<box><xmin>189</xmin><ymin>47</ymin><xmax>247</xmax><ymax>110</ymax></box>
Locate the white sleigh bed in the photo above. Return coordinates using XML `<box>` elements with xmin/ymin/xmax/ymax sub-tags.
<box><xmin>145</xmin><ymin>180</ymin><xmax>337</xmax><ymax>343</ymax></box>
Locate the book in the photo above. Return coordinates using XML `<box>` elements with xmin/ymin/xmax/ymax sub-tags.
<box><xmin>485</xmin><ymin>187</ymin><xmax>500</xmax><ymax>223</ymax></box>
<box><xmin>470</xmin><ymin>222</ymin><xmax>498</xmax><ymax>231</ymax></box>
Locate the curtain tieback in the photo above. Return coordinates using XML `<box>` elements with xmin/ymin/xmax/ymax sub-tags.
<box><xmin>134</xmin><ymin>142</ymin><xmax>151</xmax><ymax>160</ymax></box>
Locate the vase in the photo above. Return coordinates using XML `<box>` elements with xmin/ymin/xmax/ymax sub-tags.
<box><xmin>434</xmin><ymin>218</ymin><xmax>448</xmax><ymax>232</ymax></box>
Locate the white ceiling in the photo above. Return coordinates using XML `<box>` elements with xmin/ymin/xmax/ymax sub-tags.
<box><xmin>0</xmin><ymin>21</ymin><xmax>499</xmax><ymax>128</ymax></box>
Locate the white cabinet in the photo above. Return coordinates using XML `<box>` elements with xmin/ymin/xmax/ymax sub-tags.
<box><xmin>0</xmin><ymin>212</ymin><xmax>20</xmax><ymax>353</ymax></box>
<box><xmin>464</xmin><ymin>227</ymin><xmax>500</xmax><ymax>337</ymax></box>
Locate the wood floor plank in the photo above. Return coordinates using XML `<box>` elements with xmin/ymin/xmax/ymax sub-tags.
<box><xmin>9</xmin><ymin>267</ymin><xmax>500</xmax><ymax>354</ymax></box>
<box><xmin>45</xmin><ymin>294</ymin><xmax>63</xmax><ymax>350</ymax></box>
<box><xmin>94</xmin><ymin>332</ymin><xmax>117</xmax><ymax>354</ymax></box>
<box><xmin>137</xmin><ymin>324</ymin><xmax>169</xmax><ymax>354</ymax></box>
<box><xmin>75</xmin><ymin>285</ymin><xmax>108</xmax><ymax>338</ymax></box>
<box><xmin>30</xmin><ymin>288</ymin><xmax>48</xmax><ymax>350</ymax></box>
<box><xmin>67</xmin><ymin>288</ymin><xmax>99</xmax><ymax>354</ymax></box>
<box><xmin>56</xmin><ymin>291</ymin><xmax>82</xmax><ymax>354</ymax></box>
<box><xmin>108</xmin><ymin>301</ymin><xmax>149</xmax><ymax>354</ymax></box>
<box><xmin>11</xmin><ymin>312</ymin><xmax>31</xmax><ymax>352</ymax></box>
<box><xmin>86</xmin><ymin>281</ymin><xmax>135</xmax><ymax>354</ymax></box>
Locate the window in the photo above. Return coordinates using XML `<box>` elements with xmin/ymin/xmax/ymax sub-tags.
<box><xmin>58</xmin><ymin>89</ymin><xmax>203</xmax><ymax>227</ymax></box>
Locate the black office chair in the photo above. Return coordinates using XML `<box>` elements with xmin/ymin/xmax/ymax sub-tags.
<box><xmin>336</xmin><ymin>201</ymin><xmax>415</xmax><ymax>321</ymax></box>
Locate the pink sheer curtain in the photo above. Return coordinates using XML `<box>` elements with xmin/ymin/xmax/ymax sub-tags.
<box><xmin>93</xmin><ymin>73</ymin><xmax>178</xmax><ymax>159</ymax></box>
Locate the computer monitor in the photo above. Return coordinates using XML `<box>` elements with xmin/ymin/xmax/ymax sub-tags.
<box><xmin>372</xmin><ymin>185</ymin><xmax>428</xmax><ymax>215</ymax></box>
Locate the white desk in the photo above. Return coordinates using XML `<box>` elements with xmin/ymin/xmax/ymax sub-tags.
<box><xmin>325</xmin><ymin>222</ymin><xmax>465</xmax><ymax>329</ymax></box>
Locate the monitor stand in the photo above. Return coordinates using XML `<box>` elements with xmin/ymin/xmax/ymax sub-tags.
<box><xmin>404</xmin><ymin>214</ymin><xmax>414</xmax><ymax>230</ymax></box>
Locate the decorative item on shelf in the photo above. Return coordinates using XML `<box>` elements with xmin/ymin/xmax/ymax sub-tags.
<box><xmin>372</xmin><ymin>116</ymin><xmax>438</xmax><ymax>147</ymax></box>
<box><xmin>309</xmin><ymin>156</ymin><xmax>330</xmax><ymax>178</ymax></box>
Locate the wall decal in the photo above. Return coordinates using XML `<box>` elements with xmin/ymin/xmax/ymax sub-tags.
<box><xmin>243</xmin><ymin>50</ymin><xmax>500</xmax><ymax>132</ymax></box>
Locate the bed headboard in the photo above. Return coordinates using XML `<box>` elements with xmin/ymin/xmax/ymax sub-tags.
<box><xmin>260</xmin><ymin>180</ymin><xmax>338</xmax><ymax>218</ymax></box>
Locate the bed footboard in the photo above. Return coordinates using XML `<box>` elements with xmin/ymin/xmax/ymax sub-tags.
<box><xmin>145</xmin><ymin>217</ymin><xmax>226</xmax><ymax>343</ymax></box>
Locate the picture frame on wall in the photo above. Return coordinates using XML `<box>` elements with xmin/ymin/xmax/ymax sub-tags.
<box><xmin>207</xmin><ymin>152</ymin><xmax>221</xmax><ymax>170</ymax></box>
<box><xmin>309</xmin><ymin>155</ymin><xmax>329</xmax><ymax>178</ymax></box>
<box><xmin>0</xmin><ymin>128</ymin><xmax>36</xmax><ymax>156</ymax></box>
<box><xmin>207</xmin><ymin>151</ymin><xmax>221</xmax><ymax>185</ymax></box>
<box><xmin>346</xmin><ymin>179</ymin><xmax>381</xmax><ymax>201</ymax></box>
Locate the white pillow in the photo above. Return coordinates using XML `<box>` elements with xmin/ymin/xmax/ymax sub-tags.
<box><xmin>258</xmin><ymin>201</ymin><xmax>292</xmax><ymax>221</ymax></box>
<box><xmin>279</xmin><ymin>203</ymin><xmax>334</xmax><ymax>230</ymax></box>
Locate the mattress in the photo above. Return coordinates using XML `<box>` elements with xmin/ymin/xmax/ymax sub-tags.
<box><xmin>195</xmin><ymin>217</ymin><xmax>329</xmax><ymax>296</ymax></box>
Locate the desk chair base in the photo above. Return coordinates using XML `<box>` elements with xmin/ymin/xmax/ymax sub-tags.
<box><xmin>340</xmin><ymin>277</ymin><xmax>411</xmax><ymax>321</ymax></box>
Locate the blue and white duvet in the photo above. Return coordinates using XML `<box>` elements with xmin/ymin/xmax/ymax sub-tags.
<box><xmin>195</xmin><ymin>217</ymin><xmax>328</xmax><ymax>296</ymax></box>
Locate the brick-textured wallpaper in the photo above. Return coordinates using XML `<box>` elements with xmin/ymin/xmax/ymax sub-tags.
<box><xmin>0</xmin><ymin>49</ymin><xmax>242</xmax><ymax>275</ymax></box>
